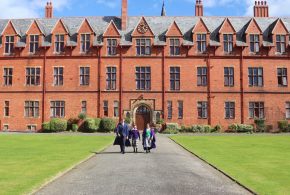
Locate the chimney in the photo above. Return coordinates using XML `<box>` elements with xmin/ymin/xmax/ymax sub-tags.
<box><xmin>254</xmin><ymin>1</ymin><xmax>269</xmax><ymax>17</ymax></box>
<box><xmin>45</xmin><ymin>2</ymin><xmax>53</xmax><ymax>18</ymax></box>
<box><xmin>121</xmin><ymin>0</ymin><xmax>128</xmax><ymax>30</ymax></box>
<box><xmin>195</xmin><ymin>0</ymin><xmax>203</xmax><ymax>17</ymax></box>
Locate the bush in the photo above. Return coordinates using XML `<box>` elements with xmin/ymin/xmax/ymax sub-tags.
<box><xmin>228</xmin><ymin>124</ymin><xmax>254</xmax><ymax>133</ymax></box>
<box><xmin>161</xmin><ymin>128</ymin><xmax>179</xmax><ymax>134</ymax></box>
<box><xmin>125</xmin><ymin>117</ymin><xmax>131</xmax><ymax>124</ymax></box>
<box><xmin>72</xmin><ymin>124</ymin><xmax>78</xmax><ymax>132</ymax></box>
<box><xmin>254</xmin><ymin>119</ymin><xmax>266</xmax><ymax>132</ymax></box>
<box><xmin>67</xmin><ymin>117</ymin><xmax>79</xmax><ymax>131</ymax></box>
<box><xmin>78</xmin><ymin>113</ymin><xmax>87</xmax><ymax>120</ymax></box>
<box><xmin>94</xmin><ymin>118</ymin><xmax>101</xmax><ymax>130</ymax></box>
<box><xmin>42</xmin><ymin>122</ymin><xmax>51</xmax><ymax>132</ymax></box>
<box><xmin>156</xmin><ymin>118</ymin><xmax>165</xmax><ymax>125</ymax></box>
<box><xmin>192</xmin><ymin>125</ymin><xmax>213</xmax><ymax>133</ymax></box>
<box><xmin>180</xmin><ymin>125</ymin><xmax>193</xmax><ymax>133</ymax></box>
<box><xmin>278</xmin><ymin>120</ymin><xmax>289</xmax><ymax>132</ymax></box>
<box><xmin>84</xmin><ymin>118</ymin><xmax>98</xmax><ymax>132</ymax></box>
<box><xmin>99</xmin><ymin>118</ymin><xmax>116</xmax><ymax>132</ymax></box>
<box><xmin>166</xmin><ymin>123</ymin><xmax>180</xmax><ymax>131</ymax></box>
<box><xmin>50</xmin><ymin>118</ymin><xmax>67</xmax><ymax>132</ymax></box>
<box><xmin>212</xmin><ymin>125</ymin><xmax>222</xmax><ymax>133</ymax></box>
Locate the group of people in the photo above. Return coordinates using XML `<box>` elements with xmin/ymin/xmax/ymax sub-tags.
<box><xmin>114</xmin><ymin>119</ymin><xmax>156</xmax><ymax>154</ymax></box>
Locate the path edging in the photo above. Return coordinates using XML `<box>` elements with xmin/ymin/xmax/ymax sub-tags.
<box><xmin>169</xmin><ymin>136</ymin><xmax>257</xmax><ymax>195</ymax></box>
<box><xmin>29</xmin><ymin>143</ymin><xmax>113</xmax><ymax>195</ymax></box>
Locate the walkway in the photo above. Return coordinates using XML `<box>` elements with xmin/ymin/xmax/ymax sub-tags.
<box><xmin>36</xmin><ymin>135</ymin><xmax>251</xmax><ymax>195</ymax></box>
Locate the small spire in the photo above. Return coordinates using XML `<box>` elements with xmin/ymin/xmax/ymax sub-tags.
<box><xmin>161</xmin><ymin>0</ymin><xmax>166</xmax><ymax>17</ymax></box>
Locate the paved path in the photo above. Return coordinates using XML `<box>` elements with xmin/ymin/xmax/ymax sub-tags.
<box><xmin>36</xmin><ymin>135</ymin><xmax>251</xmax><ymax>195</ymax></box>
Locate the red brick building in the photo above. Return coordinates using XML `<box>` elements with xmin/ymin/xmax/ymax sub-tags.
<box><xmin>1</xmin><ymin>0</ymin><xmax>290</xmax><ymax>131</ymax></box>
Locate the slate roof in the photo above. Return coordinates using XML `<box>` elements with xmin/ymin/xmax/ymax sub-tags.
<box><xmin>0</xmin><ymin>16</ymin><xmax>289</xmax><ymax>47</ymax></box>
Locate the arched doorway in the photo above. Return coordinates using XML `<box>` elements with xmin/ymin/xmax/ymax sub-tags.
<box><xmin>135</xmin><ymin>105</ymin><xmax>151</xmax><ymax>131</ymax></box>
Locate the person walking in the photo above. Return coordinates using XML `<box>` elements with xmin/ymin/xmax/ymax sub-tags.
<box><xmin>142</xmin><ymin>123</ymin><xmax>152</xmax><ymax>153</ymax></box>
<box><xmin>130</xmin><ymin>125</ymin><xmax>140</xmax><ymax>153</ymax></box>
<box><xmin>114</xmin><ymin>119</ymin><xmax>129</xmax><ymax>154</ymax></box>
<box><xmin>150</xmin><ymin>126</ymin><xmax>157</xmax><ymax>151</ymax></box>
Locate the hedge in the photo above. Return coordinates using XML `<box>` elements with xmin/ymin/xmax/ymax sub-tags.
<box><xmin>278</xmin><ymin>120</ymin><xmax>289</xmax><ymax>132</ymax></box>
<box><xmin>42</xmin><ymin>122</ymin><xmax>51</xmax><ymax>132</ymax></box>
<box><xmin>228</xmin><ymin>124</ymin><xmax>254</xmax><ymax>133</ymax></box>
<box><xmin>99</xmin><ymin>118</ymin><xmax>116</xmax><ymax>132</ymax></box>
<box><xmin>254</xmin><ymin>119</ymin><xmax>266</xmax><ymax>132</ymax></box>
<box><xmin>166</xmin><ymin>123</ymin><xmax>180</xmax><ymax>131</ymax></box>
<box><xmin>84</xmin><ymin>118</ymin><xmax>98</xmax><ymax>132</ymax></box>
<box><xmin>50</xmin><ymin>118</ymin><xmax>67</xmax><ymax>132</ymax></box>
<box><xmin>72</xmin><ymin>124</ymin><xmax>78</xmax><ymax>132</ymax></box>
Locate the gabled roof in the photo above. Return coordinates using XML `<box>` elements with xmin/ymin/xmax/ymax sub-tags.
<box><xmin>103</xmin><ymin>20</ymin><xmax>121</xmax><ymax>37</ymax></box>
<box><xmin>131</xmin><ymin>17</ymin><xmax>155</xmax><ymax>37</ymax></box>
<box><xmin>192</xmin><ymin>18</ymin><xmax>210</xmax><ymax>33</ymax></box>
<box><xmin>25</xmin><ymin>20</ymin><xmax>44</xmax><ymax>35</ymax></box>
<box><xmin>76</xmin><ymin>18</ymin><xmax>95</xmax><ymax>34</ymax></box>
<box><xmin>244</xmin><ymin>18</ymin><xmax>262</xmax><ymax>34</ymax></box>
<box><xmin>165</xmin><ymin>21</ymin><xmax>183</xmax><ymax>37</ymax></box>
<box><xmin>1</xmin><ymin>20</ymin><xmax>19</xmax><ymax>36</ymax></box>
<box><xmin>270</xmin><ymin>18</ymin><xmax>289</xmax><ymax>34</ymax></box>
<box><xmin>51</xmin><ymin>19</ymin><xmax>69</xmax><ymax>34</ymax></box>
<box><xmin>218</xmin><ymin>18</ymin><xmax>236</xmax><ymax>33</ymax></box>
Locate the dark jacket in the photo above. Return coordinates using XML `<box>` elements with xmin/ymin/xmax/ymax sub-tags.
<box><xmin>116</xmin><ymin>122</ymin><xmax>130</xmax><ymax>137</ymax></box>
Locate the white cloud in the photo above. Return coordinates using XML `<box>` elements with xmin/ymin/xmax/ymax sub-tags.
<box><xmin>0</xmin><ymin>0</ymin><xmax>69</xmax><ymax>19</ymax></box>
<box><xmin>95</xmin><ymin>0</ymin><xmax>119</xmax><ymax>8</ymax></box>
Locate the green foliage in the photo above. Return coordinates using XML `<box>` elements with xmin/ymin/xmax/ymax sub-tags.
<box><xmin>84</xmin><ymin>118</ymin><xmax>98</xmax><ymax>132</ymax></box>
<box><xmin>50</xmin><ymin>118</ymin><xmax>67</xmax><ymax>132</ymax></box>
<box><xmin>124</xmin><ymin>117</ymin><xmax>131</xmax><ymax>124</ymax></box>
<box><xmin>156</xmin><ymin>118</ymin><xmax>165</xmax><ymax>125</ymax></box>
<box><xmin>192</xmin><ymin>125</ymin><xmax>213</xmax><ymax>133</ymax></box>
<box><xmin>228</xmin><ymin>124</ymin><xmax>254</xmax><ymax>133</ymax></box>
<box><xmin>278</xmin><ymin>120</ymin><xmax>289</xmax><ymax>132</ymax></box>
<box><xmin>94</xmin><ymin>118</ymin><xmax>101</xmax><ymax>130</ymax></box>
<box><xmin>99</xmin><ymin>118</ymin><xmax>116</xmax><ymax>132</ymax></box>
<box><xmin>180</xmin><ymin>125</ymin><xmax>193</xmax><ymax>133</ymax></box>
<box><xmin>67</xmin><ymin>118</ymin><xmax>79</xmax><ymax>131</ymax></box>
<box><xmin>212</xmin><ymin>125</ymin><xmax>222</xmax><ymax>133</ymax></box>
<box><xmin>162</xmin><ymin>128</ymin><xmax>179</xmax><ymax>134</ymax></box>
<box><xmin>254</xmin><ymin>119</ymin><xmax>266</xmax><ymax>132</ymax></box>
<box><xmin>42</xmin><ymin>122</ymin><xmax>51</xmax><ymax>132</ymax></box>
<box><xmin>72</xmin><ymin>124</ymin><xmax>78</xmax><ymax>132</ymax></box>
<box><xmin>166</xmin><ymin>123</ymin><xmax>180</xmax><ymax>131</ymax></box>
<box><xmin>78</xmin><ymin>113</ymin><xmax>87</xmax><ymax>120</ymax></box>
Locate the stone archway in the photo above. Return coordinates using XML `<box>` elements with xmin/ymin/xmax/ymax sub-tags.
<box><xmin>134</xmin><ymin>105</ymin><xmax>152</xmax><ymax>131</ymax></box>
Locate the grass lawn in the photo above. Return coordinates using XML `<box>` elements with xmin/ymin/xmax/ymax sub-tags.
<box><xmin>0</xmin><ymin>134</ymin><xmax>114</xmax><ymax>195</ymax></box>
<box><xmin>171</xmin><ymin>135</ymin><xmax>290</xmax><ymax>195</ymax></box>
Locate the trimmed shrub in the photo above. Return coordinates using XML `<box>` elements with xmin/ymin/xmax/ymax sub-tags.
<box><xmin>212</xmin><ymin>125</ymin><xmax>222</xmax><ymax>133</ymax></box>
<box><xmin>99</xmin><ymin>118</ymin><xmax>116</xmax><ymax>132</ymax></box>
<box><xmin>166</xmin><ymin>123</ymin><xmax>180</xmax><ymax>131</ymax></box>
<box><xmin>192</xmin><ymin>125</ymin><xmax>213</xmax><ymax>133</ymax></box>
<box><xmin>161</xmin><ymin>128</ymin><xmax>179</xmax><ymax>134</ymax></box>
<box><xmin>42</xmin><ymin>122</ymin><xmax>51</xmax><ymax>132</ymax></box>
<box><xmin>94</xmin><ymin>118</ymin><xmax>101</xmax><ymax>130</ymax></box>
<box><xmin>78</xmin><ymin>113</ymin><xmax>87</xmax><ymax>120</ymax></box>
<box><xmin>156</xmin><ymin>118</ymin><xmax>165</xmax><ymax>125</ymax></box>
<box><xmin>50</xmin><ymin>118</ymin><xmax>67</xmax><ymax>132</ymax></box>
<box><xmin>84</xmin><ymin>118</ymin><xmax>98</xmax><ymax>132</ymax></box>
<box><xmin>228</xmin><ymin>124</ymin><xmax>253</xmax><ymax>133</ymax></box>
<box><xmin>278</xmin><ymin>120</ymin><xmax>288</xmax><ymax>132</ymax></box>
<box><xmin>180</xmin><ymin>125</ymin><xmax>193</xmax><ymax>133</ymax></box>
<box><xmin>67</xmin><ymin>117</ymin><xmax>79</xmax><ymax>131</ymax></box>
<box><xmin>72</xmin><ymin>124</ymin><xmax>78</xmax><ymax>132</ymax></box>
<box><xmin>254</xmin><ymin>119</ymin><xmax>266</xmax><ymax>132</ymax></box>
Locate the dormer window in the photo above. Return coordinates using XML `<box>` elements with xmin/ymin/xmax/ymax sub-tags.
<box><xmin>107</xmin><ymin>39</ymin><xmax>117</xmax><ymax>56</ymax></box>
<box><xmin>29</xmin><ymin>35</ymin><xmax>39</xmax><ymax>54</ymax></box>
<box><xmin>276</xmin><ymin>35</ymin><xmax>286</xmax><ymax>54</ymax></box>
<box><xmin>136</xmin><ymin>39</ymin><xmax>151</xmax><ymax>56</ymax></box>
<box><xmin>55</xmin><ymin>34</ymin><xmax>65</xmax><ymax>53</ymax></box>
<box><xmin>197</xmin><ymin>34</ymin><xmax>206</xmax><ymax>53</ymax></box>
<box><xmin>80</xmin><ymin>34</ymin><xmax>90</xmax><ymax>53</ymax></box>
<box><xmin>223</xmin><ymin>34</ymin><xmax>233</xmax><ymax>53</ymax></box>
<box><xmin>250</xmin><ymin>34</ymin><xmax>260</xmax><ymax>53</ymax></box>
<box><xmin>170</xmin><ymin>38</ymin><xmax>181</xmax><ymax>56</ymax></box>
<box><xmin>5</xmin><ymin>36</ymin><xmax>14</xmax><ymax>54</ymax></box>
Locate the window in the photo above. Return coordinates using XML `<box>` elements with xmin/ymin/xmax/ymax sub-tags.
<box><xmin>170</xmin><ymin>67</ymin><xmax>180</xmax><ymax>91</ymax></box>
<box><xmin>286</xmin><ymin>102</ymin><xmax>290</xmax><ymax>119</ymax></box>
<box><xmin>29</xmin><ymin>35</ymin><xmax>39</xmax><ymax>54</ymax></box>
<box><xmin>26</xmin><ymin>67</ymin><xmax>40</xmax><ymax>86</ymax></box>
<box><xmin>5</xmin><ymin>36</ymin><xmax>14</xmax><ymax>54</ymax></box>
<box><xmin>81</xmin><ymin>34</ymin><xmax>90</xmax><ymax>53</ymax></box>
<box><xmin>277</xmin><ymin>68</ymin><xmax>287</xmax><ymax>87</ymax></box>
<box><xmin>170</xmin><ymin>39</ymin><xmax>180</xmax><ymax>56</ymax></box>
<box><xmin>107</xmin><ymin>39</ymin><xmax>117</xmax><ymax>56</ymax></box>
<box><xmin>167</xmin><ymin>101</ymin><xmax>172</xmax><ymax>119</ymax></box>
<box><xmin>136</xmin><ymin>39</ymin><xmax>151</xmax><ymax>56</ymax></box>
<box><xmin>197</xmin><ymin>34</ymin><xmax>207</xmax><ymax>53</ymax></box>
<box><xmin>81</xmin><ymin>101</ymin><xmax>87</xmax><ymax>114</ymax></box>
<box><xmin>114</xmin><ymin>101</ymin><xmax>119</xmax><ymax>117</ymax></box>
<box><xmin>27</xmin><ymin>125</ymin><xmax>36</xmax><ymax>131</ymax></box>
<box><xmin>4</xmin><ymin>101</ymin><xmax>9</xmax><ymax>117</ymax></box>
<box><xmin>103</xmin><ymin>101</ymin><xmax>108</xmax><ymax>117</ymax></box>
<box><xmin>224</xmin><ymin>67</ymin><xmax>234</xmax><ymax>87</ymax></box>
<box><xmin>50</xmin><ymin>101</ymin><xmax>65</xmax><ymax>118</ymax></box>
<box><xmin>178</xmin><ymin>101</ymin><xmax>183</xmax><ymax>119</ymax></box>
<box><xmin>25</xmin><ymin>101</ymin><xmax>39</xmax><ymax>118</ymax></box>
<box><xmin>223</xmin><ymin>34</ymin><xmax>233</xmax><ymax>53</ymax></box>
<box><xmin>197</xmin><ymin>67</ymin><xmax>207</xmax><ymax>86</ymax></box>
<box><xmin>250</xmin><ymin>34</ymin><xmax>260</xmax><ymax>53</ymax></box>
<box><xmin>276</xmin><ymin>35</ymin><xmax>286</xmax><ymax>54</ymax></box>
<box><xmin>53</xmin><ymin>67</ymin><xmax>63</xmax><ymax>86</ymax></box>
<box><xmin>198</xmin><ymin>101</ymin><xmax>208</xmax><ymax>119</ymax></box>
<box><xmin>3</xmin><ymin>125</ymin><xmax>9</xmax><ymax>131</ymax></box>
<box><xmin>136</xmin><ymin>67</ymin><xmax>151</xmax><ymax>90</ymax></box>
<box><xmin>106</xmin><ymin>67</ymin><xmax>117</xmax><ymax>90</ymax></box>
<box><xmin>225</xmin><ymin>102</ymin><xmax>235</xmax><ymax>119</ymax></box>
<box><xmin>3</xmin><ymin>68</ymin><xmax>13</xmax><ymax>86</ymax></box>
<box><xmin>248</xmin><ymin>68</ymin><xmax>263</xmax><ymax>87</ymax></box>
<box><xmin>55</xmin><ymin>34</ymin><xmax>65</xmax><ymax>53</ymax></box>
<box><xmin>80</xmin><ymin>67</ymin><xmax>90</xmax><ymax>86</ymax></box>
<box><xmin>249</xmin><ymin>102</ymin><xmax>264</xmax><ymax>119</ymax></box>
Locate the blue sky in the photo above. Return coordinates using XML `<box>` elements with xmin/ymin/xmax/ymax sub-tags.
<box><xmin>0</xmin><ymin>0</ymin><xmax>290</xmax><ymax>19</ymax></box>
